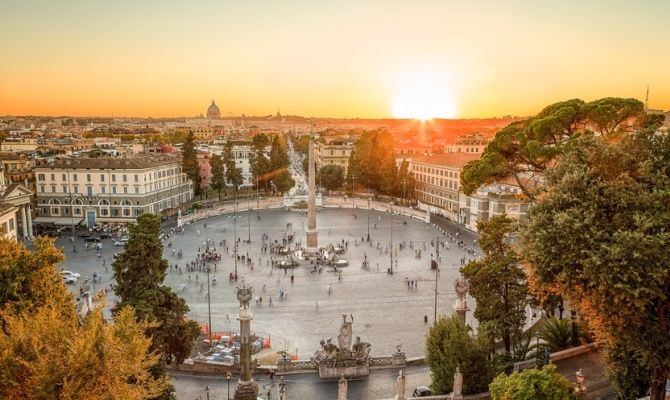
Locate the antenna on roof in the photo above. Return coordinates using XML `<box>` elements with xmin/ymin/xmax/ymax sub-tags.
<box><xmin>645</xmin><ymin>84</ymin><xmax>649</xmax><ymax>109</ymax></box>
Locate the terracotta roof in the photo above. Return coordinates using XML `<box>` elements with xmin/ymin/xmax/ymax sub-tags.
<box><xmin>412</xmin><ymin>153</ymin><xmax>481</xmax><ymax>168</ymax></box>
<box><xmin>35</xmin><ymin>155</ymin><xmax>182</xmax><ymax>170</ymax></box>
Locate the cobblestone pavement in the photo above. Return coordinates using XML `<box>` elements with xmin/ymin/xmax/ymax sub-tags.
<box><xmin>170</xmin><ymin>365</ymin><xmax>431</xmax><ymax>400</ymax></box>
<box><xmin>56</xmin><ymin>208</ymin><xmax>481</xmax><ymax>359</ymax></box>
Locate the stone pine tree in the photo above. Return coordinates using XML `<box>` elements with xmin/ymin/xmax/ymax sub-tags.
<box><xmin>223</xmin><ymin>142</ymin><xmax>243</xmax><ymax>194</ymax></box>
<box><xmin>209</xmin><ymin>153</ymin><xmax>225</xmax><ymax>200</ymax></box>
<box><xmin>518</xmin><ymin>131</ymin><xmax>670</xmax><ymax>400</ymax></box>
<box><xmin>181</xmin><ymin>131</ymin><xmax>201</xmax><ymax>196</ymax></box>
<box><xmin>460</xmin><ymin>97</ymin><xmax>663</xmax><ymax>198</ymax></box>
<box><xmin>112</xmin><ymin>214</ymin><xmax>200</xmax><ymax>397</ymax></box>
<box><xmin>426</xmin><ymin>315</ymin><xmax>493</xmax><ymax>395</ymax></box>
<box><xmin>461</xmin><ymin>215</ymin><xmax>528</xmax><ymax>356</ymax></box>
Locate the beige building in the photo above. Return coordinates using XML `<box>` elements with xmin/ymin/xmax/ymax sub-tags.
<box><xmin>314</xmin><ymin>137</ymin><xmax>355</xmax><ymax>174</ymax></box>
<box><xmin>34</xmin><ymin>155</ymin><xmax>192</xmax><ymax>226</ymax></box>
<box><xmin>412</xmin><ymin>153</ymin><xmax>480</xmax><ymax>221</ymax></box>
<box><xmin>445</xmin><ymin>133</ymin><xmax>489</xmax><ymax>154</ymax></box>
<box><xmin>458</xmin><ymin>182</ymin><xmax>530</xmax><ymax>232</ymax></box>
<box><xmin>0</xmin><ymin>164</ymin><xmax>34</xmax><ymax>240</ymax></box>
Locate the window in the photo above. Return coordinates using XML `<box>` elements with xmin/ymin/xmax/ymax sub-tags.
<box><xmin>73</xmin><ymin>186</ymin><xmax>78</xmax><ymax>194</ymax></box>
<box><xmin>112</xmin><ymin>186</ymin><xmax>117</xmax><ymax>194</ymax></box>
<box><xmin>40</xmin><ymin>186</ymin><xmax>45</xmax><ymax>193</ymax></box>
<box><xmin>101</xmin><ymin>186</ymin><xmax>106</xmax><ymax>194</ymax></box>
<box><xmin>123</xmin><ymin>208</ymin><xmax>130</xmax><ymax>216</ymax></box>
<box><xmin>134</xmin><ymin>174</ymin><xmax>138</xmax><ymax>182</ymax></box>
<box><xmin>86</xmin><ymin>174</ymin><xmax>91</xmax><ymax>182</ymax></box>
<box><xmin>51</xmin><ymin>174</ymin><xmax>55</xmax><ymax>181</ymax></box>
<box><xmin>101</xmin><ymin>174</ymin><xmax>105</xmax><ymax>182</ymax></box>
<box><xmin>135</xmin><ymin>186</ymin><xmax>139</xmax><ymax>194</ymax></box>
<box><xmin>87</xmin><ymin>186</ymin><xmax>93</xmax><ymax>196</ymax></box>
<box><xmin>9</xmin><ymin>218</ymin><xmax>14</xmax><ymax>230</ymax></box>
<box><xmin>123</xmin><ymin>187</ymin><xmax>127</xmax><ymax>194</ymax></box>
<box><xmin>62</xmin><ymin>185</ymin><xmax>67</xmax><ymax>193</ymax></box>
<box><xmin>123</xmin><ymin>174</ymin><xmax>127</xmax><ymax>182</ymax></box>
<box><xmin>112</xmin><ymin>175</ymin><xmax>116</xmax><ymax>182</ymax></box>
<box><xmin>61</xmin><ymin>174</ymin><xmax>66</xmax><ymax>181</ymax></box>
<box><xmin>38</xmin><ymin>173</ymin><xmax>45</xmax><ymax>181</ymax></box>
<box><xmin>73</xmin><ymin>174</ymin><xmax>77</xmax><ymax>182</ymax></box>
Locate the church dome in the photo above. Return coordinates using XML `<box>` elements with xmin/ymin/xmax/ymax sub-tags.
<box><xmin>206</xmin><ymin>100</ymin><xmax>221</xmax><ymax>119</ymax></box>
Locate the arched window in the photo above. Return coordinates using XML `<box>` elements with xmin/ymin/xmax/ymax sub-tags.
<box><xmin>48</xmin><ymin>199</ymin><xmax>60</xmax><ymax>215</ymax></box>
<box><xmin>98</xmin><ymin>199</ymin><xmax>110</xmax><ymax>216</ymax></box>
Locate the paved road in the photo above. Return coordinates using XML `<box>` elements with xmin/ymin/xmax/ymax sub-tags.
<box><xmin>171</xmin><ymin>365</ymin><xmax>431</xmax><ymax>400</ymax></box>
<box><xmin>59</xmin><ymin>208</ymin><xmax>482</xmax><ymax>358</ymax></box>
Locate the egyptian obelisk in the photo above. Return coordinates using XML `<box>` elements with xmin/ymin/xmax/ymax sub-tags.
<box><xmin>306</xmin><ymin>131</ymin><xmax>318</xmax><ymax>252</ymax></box>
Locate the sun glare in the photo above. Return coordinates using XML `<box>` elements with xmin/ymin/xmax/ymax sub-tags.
<box><xmin>391</xmin><ymin>74</ymin><xmax>458</xmax><ymax>120</ymax></box>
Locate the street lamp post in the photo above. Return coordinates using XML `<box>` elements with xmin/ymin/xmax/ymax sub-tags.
<box><xmin>247</xmin><ymin>195</ymin><xmax>251</xmax><ymax>243</ymax></box>
<box><xmin>226</xmin><ymin>371</ymin><xmax>232</xmax><ymax>400</ymax></box>
<box><xmin>351</xmin><ymin>174</ymin><xmax>356</xmax><ymax>216</ymax></box>
<box><xmin>234</xmin><ymin>197</ymin><xmax>238</xmax><ymax>275</ymax></box>
<box><xmin>367</xmin><ymin>193</ymin><xmax>371</xmax><ymax>242</ymax></box>
<box><xmin>389</xmin><ymin>203</ymin><xmax>394</xmax><ymax>275</ymax></box>
<box><xmin>433</xmin><ymin>235</ymin><xmax>440</xmax><ymax>324</ymax></box>
<box><xmin>207</xmin><ymin>265</ymin><xmax>212</xmax><ymax>347</ymax></box>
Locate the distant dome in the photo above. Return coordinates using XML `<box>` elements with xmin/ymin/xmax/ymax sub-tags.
<box><xmin>206</xmin><ymin>100</ymin><xmax>221</xmax><ymax>119</ymax></box>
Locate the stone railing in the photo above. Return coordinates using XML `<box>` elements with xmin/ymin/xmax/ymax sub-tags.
<box><xmin>276</xmin><ymin>358</ymin><xmax>318</xmax><ymax>374</ymax></box>
<box><xmin>513</xmin><ymin>342</ymin><xmax>597</xmax><ymax>372</ymax></box>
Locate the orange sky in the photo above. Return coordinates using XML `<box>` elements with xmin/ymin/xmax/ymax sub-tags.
<box><xmin>1</xmin><ymin>1</ymin><xmax>669</xmax><ymax>118</ymax></box>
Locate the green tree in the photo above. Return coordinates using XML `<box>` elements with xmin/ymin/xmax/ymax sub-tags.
<box><xmin>223</xmin><ymin>142</ymin><xmax>243</xmax><ymax>193</ymax></box>
<box><xmin>347</xmin><ymin>128</ymin><xmax>399</xmax><ymax>196</ymax></box>
<box><xmin>112</xmin><ymin>214</ymin><xmax>199</xmax><ymax>367</ymax></box>
<box><xmin>250</xmin><ymin>134</ymin><xmax>271</xmax><ymax>194</ymax></box>
<box><xmin>397</xmin><ymin>159</ymin><xmax>416</xmax><ymax>203</ymax></box>
<box><xmin>268</xmin><ymin>134</ymin><xmax>294</xmax><ymax>194</ymax></box>
<box><xmin>0</xmin><ymin>237</ymin><xmax>169</xmax><ymax>400</ymax></box>
<box><xmin>209</xmin><ymin>153</ymin><xmax>225</xmax><ymax>200</ymax></box>
<box><xmin>461</xmin><ymin>215</ymin><xmax>528</xmax><ymax>354</ymax></box>
<box><xmin>294</xmin><ymin>134</ymin><xmax>310</xmax><ymax>156</ymax></box>
<box><xmin>317</xmin><ymin>164</ymin><xmax>345</xmax><ymax>191</ymax></box>
<box><xmin>518</xmin><ymin>131</ymin><xmax>670</xmax><ymax>399</ymax></box>
<box><xmin>181</xmin><ymin>131</ymin><xmax>201</xmax><ymax>196</ymax></box>
<box><xmin>489</xmin><ymin>364</ymin><xmax>572</xmax><ymax>400</ymax></box>
<box><xmin>426</xmin><ymin>316</ymin><xmax>493</xmax><ymax>395</ymax></box>
<box><xmin>460</xmin><ymin>97</ymin><xmax>661</xmax><ymax>198</ymax></box>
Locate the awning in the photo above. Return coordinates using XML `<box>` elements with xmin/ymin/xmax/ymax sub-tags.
<box><xmin>34</xmin><ymin>217</ymin><xmax>85</xmax><ymax>226</ymax></box>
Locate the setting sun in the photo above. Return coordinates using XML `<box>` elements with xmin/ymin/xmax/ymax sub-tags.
<box><xmin>391</xmin><ymin>74</ymin><xmax>458</xmax><ymax>120</ymax></box>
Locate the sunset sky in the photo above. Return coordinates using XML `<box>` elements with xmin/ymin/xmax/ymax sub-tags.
<box><xmin>1</xmin><ymin>0</ymin><xmax>669</xmax><ymax>119</ymax></box>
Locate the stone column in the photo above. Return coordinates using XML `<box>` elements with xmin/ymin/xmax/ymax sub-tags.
<box><xmin>26</xmin><ymin>205</ymin><xmax>33</xmax><ymax>238</ymax></box>
<box><xmin>338</xmin><ymin>375</ymin><xmax>347</xmax><ymax>400</ymax></box>
<box><xmin>305</xmin><ymin>132</ymin><xmax>318</xmax><ymax>251</ymax></box>
<box><xmin>20</xmin><ymin>206</ymin><xmax>28</xmax><ymax>239</ymax></box>
<box><xmin>234</xmin><ymin>285</ymin><xmax>259</xmax><ymax>400</ymax></box>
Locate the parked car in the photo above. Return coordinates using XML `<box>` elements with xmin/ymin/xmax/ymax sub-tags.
<box><xmin>114</xmin><ymin>237</ymin><xmax>129</xmax><ymax>247</ymax></box>
<box><xmin>84</xmin><ymin>236</ymin><xmax>101</xmax><ymax>243</ymax></box>
<box><xmin>99</xmin><ymin>232</ymin><xmax>113</xmax><ymax>239</ymax></box>
<box><xmin>60</xmin><ymin>271</ymin><xmax>80</xmax><ymax>284</ymax></box>
<box><xmin>412</xmin><ymin>387</ymin><xmax>433</xmax><ymax>397</ymax></box>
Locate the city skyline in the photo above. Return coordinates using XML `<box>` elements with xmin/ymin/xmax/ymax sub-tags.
<box><xmin>1</xmin><ymin>0</ymin><xmax>669</xmax><ymax>119</ymax></box>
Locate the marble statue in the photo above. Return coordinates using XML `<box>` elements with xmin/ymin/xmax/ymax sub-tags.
<box><xmin>338</xmin><ymin>313</ymin><xmax>353</xmax><ymax>350</ymax></box>
<box><xmin>338</xmin><ymin>375</ymin><xmax>348</xmax><ymax>400</ymax></box>
<box><xmin>454</xmin><ymin>278</ymin><xmax>469</xmax><ymax>302</ymax></box>
<box><xmin>453</xmin><ymin>366</ymin><xmax>463</xmax><ymax>396</ymax></box>
<box><xmin>352</xmin><ymin>336</ymin><xmax>371</xmax><ymax>364</ymax></box>
<box><xmin>395</xmin><ymin>370</ymin><xmax>406</xmax><ymax>400</ymax></box>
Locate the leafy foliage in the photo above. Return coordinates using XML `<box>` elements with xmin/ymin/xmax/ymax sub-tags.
<box><xmin>317</xmin><ymin>164</ymin><xmax>345</xmax><ymax>191</ymax></box>
<box><xmin>489</xmin><ymin>364</ymin><xmax>572</xmax><ymax>400</ymax></box>
<box><xmin>112</xmin><ymin>214</ymin><xmax>200</xmax><ymax>366</ymax></box>
<box><xmin>181</xmin><ymin>131</ymin><xmax>201</xmax><ymax>196</ymax></box>
<box><xmin>347</xmin><ymin>128</ymin><xmax>409</xmax><ymax>196</ymax></box>
<box><xmin>461</xmin><ymin>215</ymin><xmax>528</xmax><ymax>354</ymax></box>
<box><xmin>518</xmin><ymin>131</ymin><xmax>670</xmax><ymax>399</ymax></box>
<box><xmin>223</xmin><ymin>142</ymin><xmax>243</xmax><ymax>192</ymax></box>
<box><xmin>268</xmin><ymin>134</ymin><xmax>295</xmax><ymax>194</ymax></box>
<box><xmin>460</xmin><ymin>97</ymin><xmax>660</xmax><ymax>198</ymax></box>
<box><xmin>0</xmin><ymin>236</ymin><xmax>168</xmax><ymax>399</ymax></box>
<box><xmin>209</xmin><ymin>153</ymin><xmax>225</xmax><ymax>199</ymax></box>
<box><xmin>250</xmin><ymin>133</ymin><xmax>272</xmax><ymax>194</ymax></box>
<box><xmin>426</xmin><ymin>316</ymin><xmax>494</xmax><ymax>395</ymax></box>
